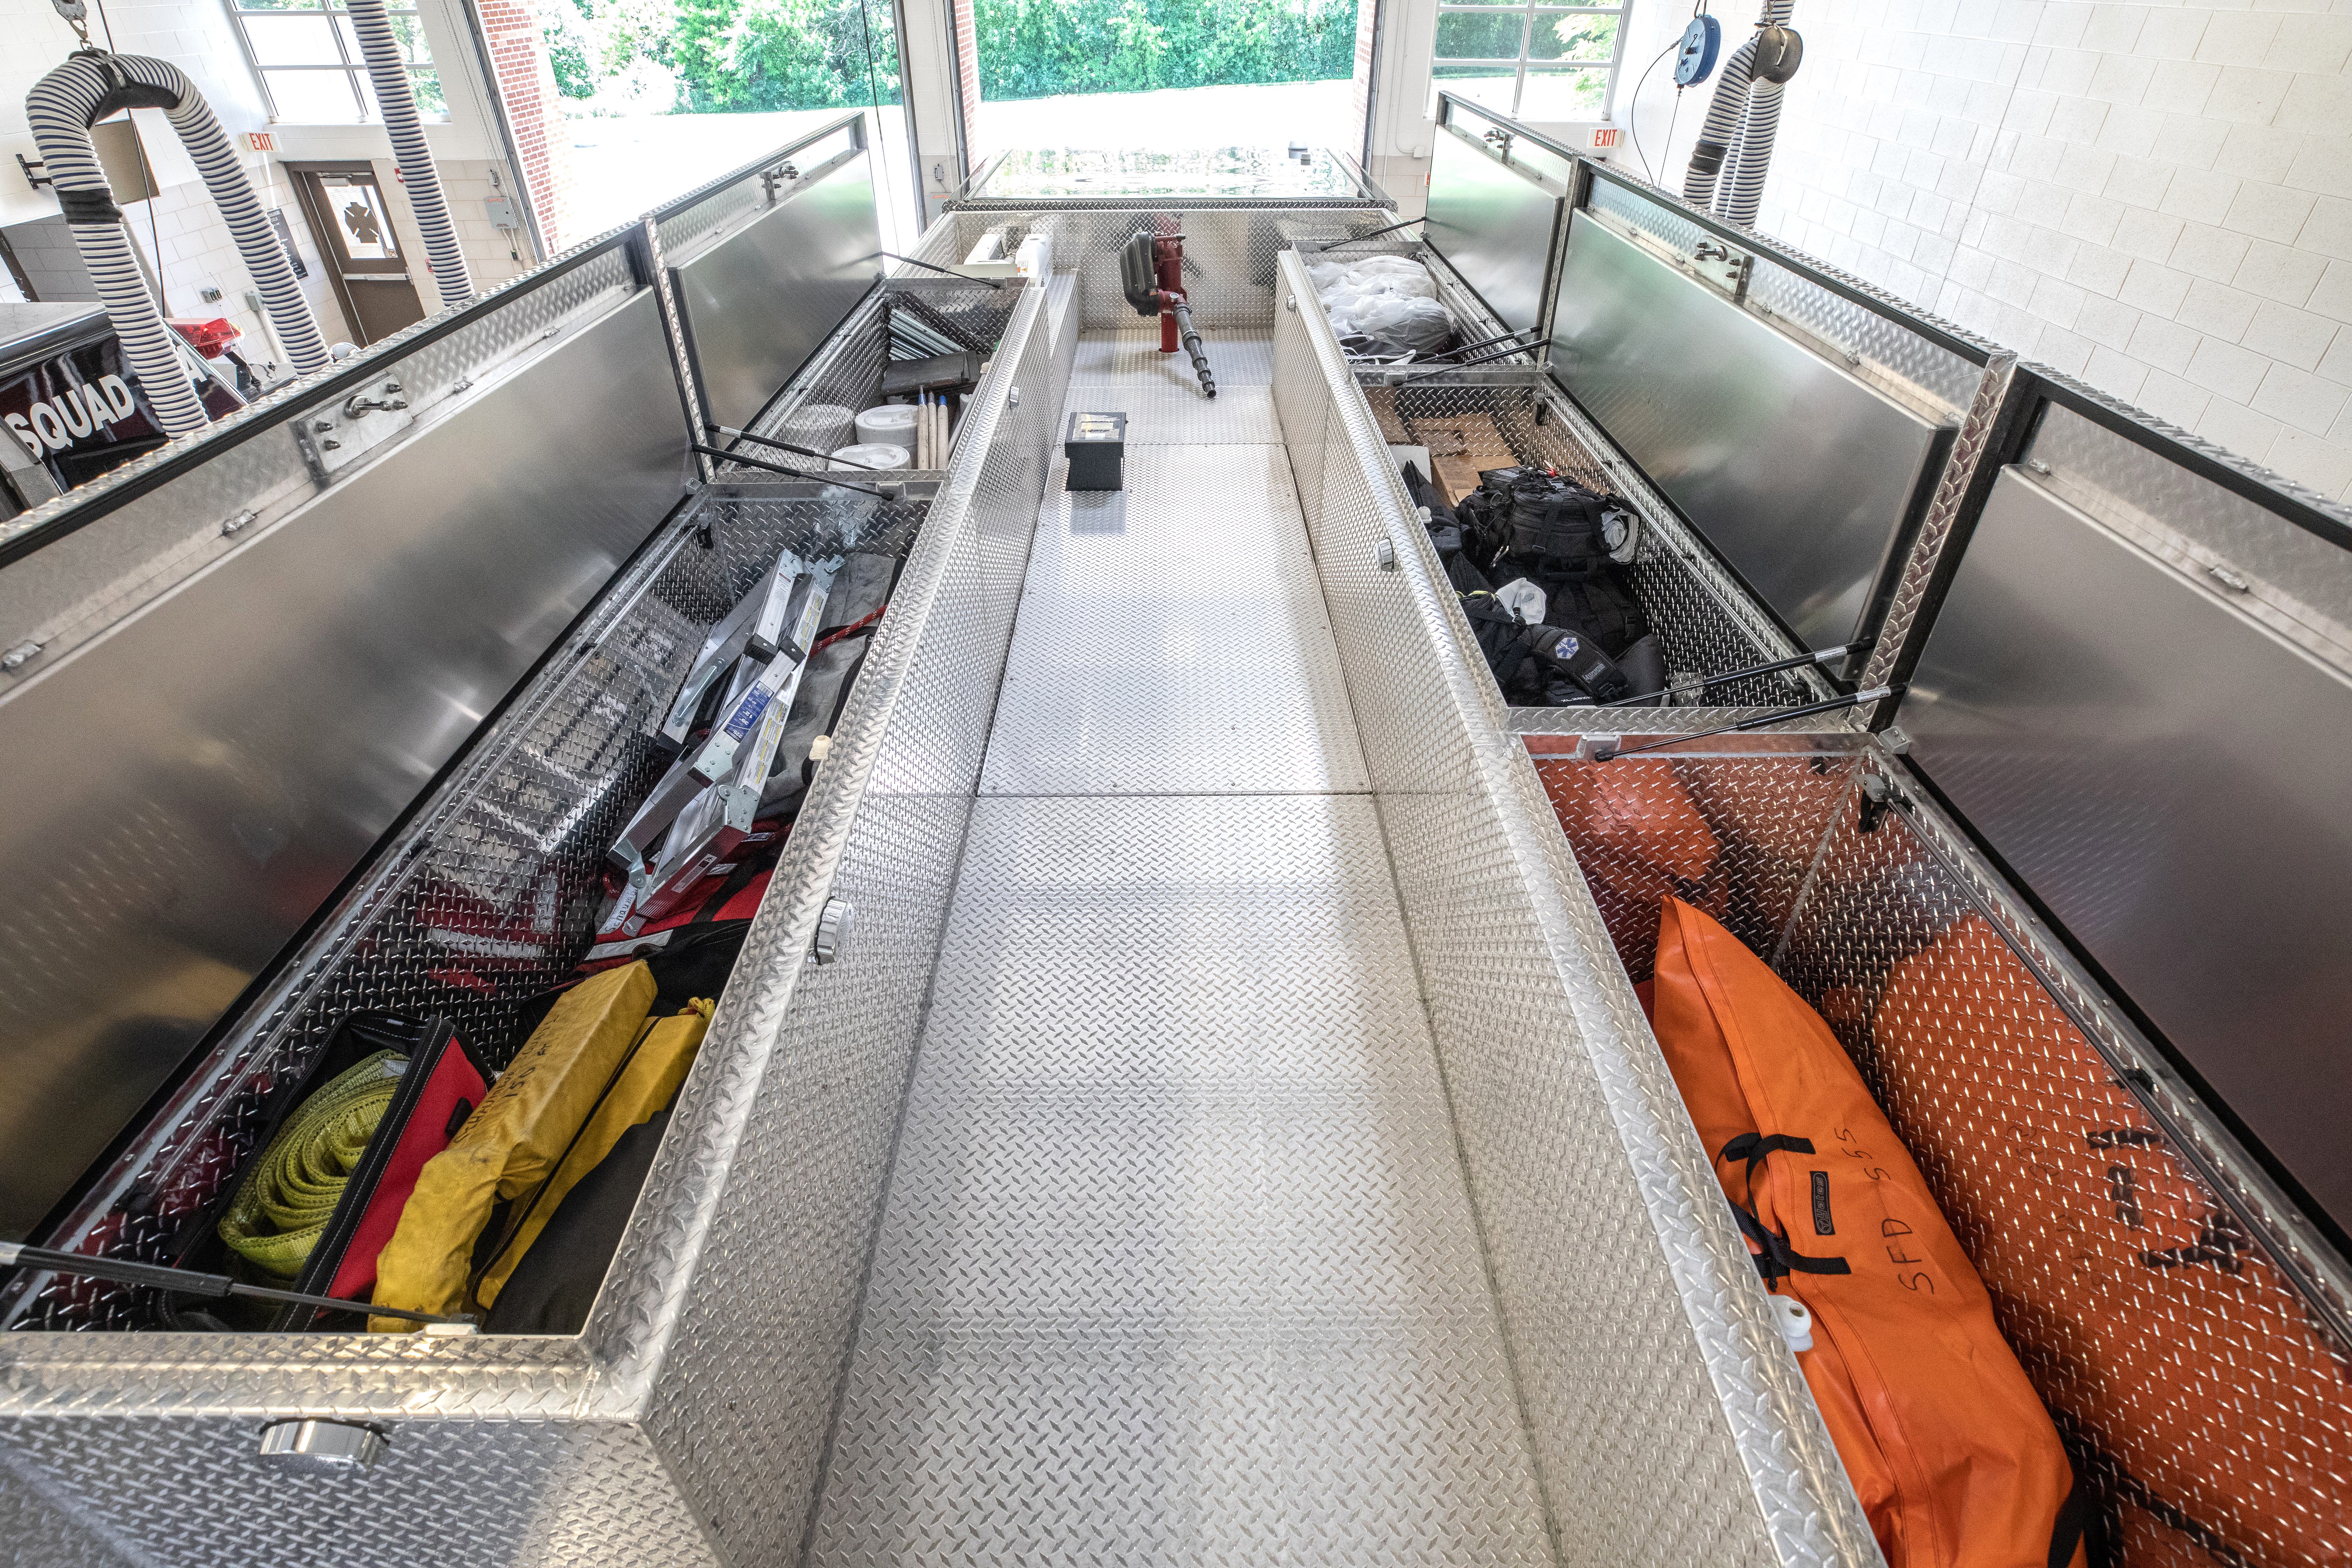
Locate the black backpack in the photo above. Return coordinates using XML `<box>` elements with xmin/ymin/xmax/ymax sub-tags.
<box><xmin>1458</xmin><ymin>592</ymin><xmax>1631</xmax><ymax>705</ymax></box>
<box><xmin>1456</xmin><ymin>467</ymin><xmax>1650</xmax><ymax>656</ymax></box>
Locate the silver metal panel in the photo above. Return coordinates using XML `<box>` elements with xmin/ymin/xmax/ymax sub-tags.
<box><xmin>0</xmin><ymin>245</ymin><xmax>643</xmax><ymax>678</ymax></box>
<box><xmin>923</xmin><ymin>210</ymin><xmax>1383</xmax><ymax>331</ymax></box>
<box><xmin>1858</xmin><ymin>353</ymin><xmax>2019</xmax><ymax>695</ymax></box>
<box><xmin>1549</xmin><ymin>210</ymin><xmax>1949</xmax><ymax>651</ymax></box>
<box><xmin>1424</xmin><ymin>124</ymin><xmax>1564</xmax><ymax>337</ymax></box>
<box><xmin>2029</xmin><ymin>401</ymin><xmax>2352</xmax><ymax>671</ymax></box>
<box><xmin>624</xmin><ymin>284</ymin><xmax>1056</xmax><ymax>1568</ymax></box>
<box><xmin>1581</xmin><ymin>178</ymin><xmax>1987</xmax><ymax>417</ymax></box>
<box><xmin>1904</xmin><ymin>465</ymin><xmax>2352</xmax><ymax>1234</ymax></box>
<box><xmin>670</xmin><ymin>150</ymin><xmax>883</xmax><ymax>432</ymax></box>
<box><xmin>0</xmin><ymin>289</ymin><xmax>686</xmax><ymax>1242</ymax></box>
<box><xmin>978</xmin><ymin>426</ymin><xmax>1368</xmax><ymax>797</ymax></box>
<box><xmin>808</xmin><ymin>793</ymin><xmax>1554</xmax><ymax>1567</ymax></box>
<box><xmin>1274</xmin><ymin>250</ymin><xmax>1879</xmax><ymax>1568</ymax></box>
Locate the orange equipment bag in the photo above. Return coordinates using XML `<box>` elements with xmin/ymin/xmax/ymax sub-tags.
<box><xmin>1649</xmin><ymin>896</ymin><xmax>2086</xmax><ymax>1568</ymax></box>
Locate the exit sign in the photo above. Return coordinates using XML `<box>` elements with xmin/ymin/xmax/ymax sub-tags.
<box><xmin>244</xmin><ymin>131</ymin><xmax>274</xmax><ymax>152</ymax></box>
<box><xmin>1590</xmin><ymin>127</ymin><xmax>1620</xmax><ymax>149</ymax></box>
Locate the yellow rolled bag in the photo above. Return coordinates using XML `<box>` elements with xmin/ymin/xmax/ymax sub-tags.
<box><xmin>218</xmin><ymin>1051</ymin><xmax>408</xmax><ymax>1280</ymax></box>
<box><xmin>470</xmin><ymin>996</ymin><xmax>714</xmax><ymax>1311</ymax></box>
<box><xmin>369</xmin><ymin>962</ymin><xmax>658</xmax><ymax>1331</ymax></box>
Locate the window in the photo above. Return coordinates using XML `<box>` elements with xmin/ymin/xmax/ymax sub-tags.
<box><xmin>1432</xmin><ymin>0</ymin><xmax>1626</xmax><ymax>122</ymax></box>
<box><xmin>229</xmin><ymin>0</ymin><xmax>446</xmax><ymax>125</ymax></box>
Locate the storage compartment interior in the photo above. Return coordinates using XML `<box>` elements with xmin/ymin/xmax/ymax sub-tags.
<box><xmin>1</xmin><ymin>287</ymin><xmax>985</xmax><ymax>1334</ymax></box>
<box><xmin>726</xmin><ymin>280</ymin><xmax>1026</xmax><ymax>478</ymax></box>
<box><xmin>1529</xmin><ymin>735</ymin><xmax>2352</xmax><ymax>1568</ymax></box>
<box><xmin>1290</xmin><ymin>244</ymin><xmax>1834</xmax><ymax>713</ymax></box>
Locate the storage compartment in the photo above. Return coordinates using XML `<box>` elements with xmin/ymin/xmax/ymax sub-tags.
<box><xmin>1</xmin><ymin>274</ymin><xmax>1024</xmax><ymax>1335</ymax></box>
<box><xmin>1527</xmin><ymin>733</ymin><xmax>2352</xmax><ymax>1568</ymax></box>
<box><xmin>722</xmin><ymin>279</ymin><xmax>1028</xmax><ymax>478</ymax></box>
<box><xmin>1292</xmin><ymin>245</ymin><xmax>1831</xmax><ymax>712</ymax></box>
<box><xmin>4</xmin><ymin>474</ymin><xmax>936</xmax><ymax>1332</ymax></box>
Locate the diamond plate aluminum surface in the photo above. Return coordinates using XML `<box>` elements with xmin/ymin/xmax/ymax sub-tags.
<box><xmin>1058</xmin><ymin>385</ymin><xmax>1278</xmax><ymax>443</ymax></box>
<box><xmin>1275</xmin><ymin>250</ymin><xmax>1881</xmax><ymax>1568</ymax></box>
<box><xmin>1772</xmin><ymin>763</ymin><xmax>2352</xmax><ymax>1568</ymax></box>
<box><xmin>1532</xmin><ymin>747</ymin><xmax>1868</xmax><ymax>984</ymax></box>
<box><xmin>807</xmin><ymin>793</ymin><xmax>1552</xmax><ymax>1568</ymax></box>
<box><xmin>620</xmin><ymin>289</ymin><xmax>1057</xmax><ymax>1568</ymax></box>
<box><xmin>1071</xmin><ymin>329</ymin><xmax>1276</xmax><ymax>387</ymax></box>
<box><xmin>979</xmin><ymin>407</ymin><xmax>1368</xmax><ymax>796</ymax></box>
<box><xmin>1</xmin><ymin>1415</ymin><xmax>716</xmax><ymax>1568</ymax></box>
<box><xmin>1858</xmin><ymin>353</ymin><xmax>2018</xmax><ymax>694</ymax></box>
<box><xmin>927</xmin><ymin>211</ymin><xmax>1396</xmax><ymax>331</ymax></box>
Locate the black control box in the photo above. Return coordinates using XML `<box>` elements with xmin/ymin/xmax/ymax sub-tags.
<box><xmin>1064</xmin><ymin>411</ymin><xmax>1127</xmax><ymax>491</ymax></box>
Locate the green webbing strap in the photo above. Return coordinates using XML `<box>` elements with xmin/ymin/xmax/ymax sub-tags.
<box><xmin>218</xmin><ymin>1051</ymin><xmax>406</xmax><ymax>1280</ymax></box>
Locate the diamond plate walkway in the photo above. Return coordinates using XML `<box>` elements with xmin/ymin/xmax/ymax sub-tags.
<box><xmin>805</xmin><ymin>330</ymin><xmax>1555</xmax><ymax>1566</ymax></box>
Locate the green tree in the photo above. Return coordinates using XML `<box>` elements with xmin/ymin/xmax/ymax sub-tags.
<box><xmin>971</xmin><ymin>0</ymin><xmax>1358</xmax><ymax>101</ymax></box>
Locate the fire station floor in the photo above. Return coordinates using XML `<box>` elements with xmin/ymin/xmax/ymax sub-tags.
<box><xmin>802</xmin><ymin>332</ymin><xmax>1559</xmax><ymax>1565</ymax></box>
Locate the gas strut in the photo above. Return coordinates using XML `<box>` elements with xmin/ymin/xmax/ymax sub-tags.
<box><xmin>1591</xmin><ymin>686</ymin><xmax>1896</xmax><ymax>760</ymax></box>
<box><xmin>1314</xmin><ymin>216</ymin><xmax>1422</xmax><ymax>251</ymax></box>
<box><xmin>1121</xmin><ymin>231</ymin><xmax>1217</xmax><ymax>399</ymax></box>
<box><xmin>708</xmin><ymin>424</ymin><xmax>895</xmax><ymax>471</ymax></box>
<box><xmin>1427</xmin><ymin>328</ymin><xmax>1542</xmax><ymax>362</ymax></box>
<box><xmin>1597</xmin><ymin>640</ymin><xmax>1871</xmax><ymax>707</ymax></box>
<box><xmin>0</xmin><ymin>1241</ymin><xmax>472</xmax><ymax>1327</ymax></box>
<box><xmin>693</xmin><ymin>443</ymin><xmax>895</xmax><ymax>498</ymax></box>
<box><xmin>1396</xmin><ymin>342</ymin><xmax>1538</xmax><ymax>384</ymax></box>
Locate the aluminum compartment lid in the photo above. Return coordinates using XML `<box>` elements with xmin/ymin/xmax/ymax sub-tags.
<box><xmin>1903</xmin><ymin>408</ymin><xmax>2352</xmax><ymax>1243</ymax></box>
<box><xmin>1547</xmin><ymin>206</ymin><xmax>1952</xmax><ymax>653</ymax></box>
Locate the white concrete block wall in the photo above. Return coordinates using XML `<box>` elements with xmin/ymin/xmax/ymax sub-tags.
<box><xmin>2</xmin><ymin>216</ymin><xmax>98</xmax><ymax>301</ymax></box>
<box><xmin>1622</xmin><ymin>0</ymin><xmax>2352</xmax><ymax>503</ymax></box>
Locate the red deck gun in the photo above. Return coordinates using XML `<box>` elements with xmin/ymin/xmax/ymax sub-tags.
<box><xmin>1119</xmin><ymin>230</ymin><xmax>1217</xmax><ymax>399</ymax></box>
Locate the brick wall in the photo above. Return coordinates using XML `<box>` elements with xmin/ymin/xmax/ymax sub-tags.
<box><xmin>471</xmin><ymin>0</ymin><xmax>577</xmax><ymax>251</ymax></box>
<box><xmin>1625</xmin><ymin>0</ymin><xmax>2352</xmax><ymax>503</ymax></box>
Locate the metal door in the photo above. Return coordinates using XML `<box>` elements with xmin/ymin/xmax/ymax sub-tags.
<box><xmin>291</xmin><ymin>163</ymin><xmax>426</xmax><ymax>344</ymax></box>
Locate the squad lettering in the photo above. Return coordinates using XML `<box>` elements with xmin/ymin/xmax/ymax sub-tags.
<box><xmin>7</xmin><ymin>375</ymin><xmax>137</xmax><ymax>457</ymax></box>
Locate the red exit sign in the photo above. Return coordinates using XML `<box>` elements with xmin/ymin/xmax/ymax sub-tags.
<box><xmin>1590</xmin><ymin>127</ymin><xmax>1620</xmax><ymax>149</ymax></box>
<box><xmin>244</xmin><ymin>131</ymin><xmax>275</xmax><ymax>152</ymax></box>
